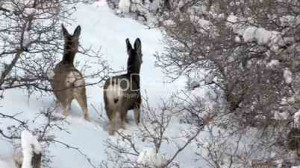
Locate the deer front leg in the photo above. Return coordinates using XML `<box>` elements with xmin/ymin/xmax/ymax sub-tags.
<box><xmin>109</xmin><ymin>110</ymin><xmax>117</xmax><ymax>135</ymax></box>
<box><xmin>120</xmin><ymin>109</ymin><xmax>128</xmax><ymax>130</ymax></box>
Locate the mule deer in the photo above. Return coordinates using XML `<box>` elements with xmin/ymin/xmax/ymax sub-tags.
<box><xmin>103</xmin><ymin>38</ymin><xmax>142</xmax><ymax>135</ymax></box>
<box><xmin>51</xmin><ymin>24</ymin><xmax>89</xmax><ymax>120</ymax></box>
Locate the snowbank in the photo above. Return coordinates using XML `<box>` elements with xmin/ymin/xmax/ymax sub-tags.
<box><xmin>137</xmin><ymin>148</ymin><xmax>166</xmax><ymax>167</ymax></box>
<box><xmin>226</xmin><ymin>14</ymin><xmax>287</xmax><ymax>51</ymax></box>
<box><xmin>118</xmin><ymin>0</ymin><xmax>131</xmax><ymax>13</ymax></box>
<box><xmin>21</xmin><ymin>130</ymin><xmax>41</xmax><ymax>168</ymax></box>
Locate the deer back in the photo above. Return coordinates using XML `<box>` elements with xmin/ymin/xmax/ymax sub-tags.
<box><xmin>52</xmin><ymin>25</ymin><xmax>85</xmax><ymax>99</ymax></box>
<box><xmin>104</xmin><ymin>38</ymin><xmax>142</xmax><ymax>112</ymax></box>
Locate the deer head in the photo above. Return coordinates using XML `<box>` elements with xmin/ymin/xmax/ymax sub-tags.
<box><xmin>61</xmin><ymin>24</ymin><xmax>81</xmax><ymax>64</ymax></box>
<box><xmin>126</xmin><ymin>38</ymin><xmax>142</xmax><ymax>75</ymax></box>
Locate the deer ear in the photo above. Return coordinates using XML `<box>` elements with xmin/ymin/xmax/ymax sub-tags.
<box><xmin>62</xmin><ymin>24</ymin><xmax>69</xmax><ymax>37</ymax></box>
<box><xmin>134</xmin><ymin>38</ymin><xmax>141</xmax><ymax>53</ymax></box>
<box><xmin>73</xmin><ymin>26</ymin><xmax>81</xmax><ymax>37</ymax></box>
<box><xmin>126</xmin><ymin>38</ymin><xmax>132</xmax><ymax>51</ymax></box>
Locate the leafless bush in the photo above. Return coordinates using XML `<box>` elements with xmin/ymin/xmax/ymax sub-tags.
<box><xmin>0</xmin><ymin>105</ymin><xmax>99</xmax><ymax>168</ymax></box>
<box><xmin>110</xmin><ymin>0</ymin><xmax>300</xmax><ymax>166</ymax></box>
<box><xmin>0</xmin><ymin>0</ymin><xmax>108</xmax><ymax>97</ymax></box>
<box><xmin>151</xmin><ymin>0</ymin><xmax>300</xmax><ymax>166</ymax></box>
<box><xmin>102</xmin><ymin>96</ymin><xmax>203</xmax><ymax>168</ymax></box>
<box><xmin>0</xmin><ymin>1</ymin><xmax>106</xmax><ymax>167</ymax></box>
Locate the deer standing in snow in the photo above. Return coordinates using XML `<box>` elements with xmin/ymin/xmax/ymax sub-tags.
<box><xmin>103</xmin><ymin>38</ymin><xmax>142</xmax><ymax>135</ymax></box>
<box><xmin>51</xmin><ymin>25</ymin><xmax>89</xmax><ymax>120</ymax></box>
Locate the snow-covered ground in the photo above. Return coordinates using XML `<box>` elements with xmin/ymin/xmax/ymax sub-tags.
<box><xmin>0</xmin><ymin>1</ymin><xmax>203</xmax><ymax>168</ymax></box>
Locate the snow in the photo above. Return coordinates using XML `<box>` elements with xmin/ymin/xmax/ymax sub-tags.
<box><xmin>227</xmin><ymin>14</ymin><xmax>238</xmax><ymax>23</ymax></box>
<box><xmin>21</xmin><ymin>130</ymin><xmax>41</xmax><ymax>168</ymax></box>
<box><xmin>274</xmin><ymin>111</ymin><xmax>289</xmax><ymax>120</ymax></box>
<box><xmin>118</xmin><ymin>0</ymin><xmax>131</xmax><ymax>13</ymax></box>
<box><xmin>24</xmin><ymin>0</ymin><xmax>34</xmax><ymax>6</ymax></box>
<box><xmin>280</xmin><ymin>15</ymin><xmax>300</xmax><ymax>27</ymax></box>
<box><xmin>226</xmin><ymin>14</ymin><xmax>287</xmax><ymax>51</ymax></box>
<box><xmin>47</xmin><ymin>70</ymin><xmax>55</xmax><ymax>80</ymax></box>
<box><xmin>0</xmin><ymin>1</ymin><xmax>193</xmax><ymax>168</ymax></box>
<box><xmin>267</xmin><ymin>59</ymin><xmax>280</xmax><ymax>68</ymax></box>
<box><xmin>24</xmin><ymin>8</ymin><xmax>36</xmax><ymax>16</ymax></box>
<box><xmin>0</xmin><ymin>63</ymin><xmax>5</xmax><ymax>77</ymax></box>
<box><xmin>137</xmin><ymin>148</ymin><xmax>166</xmax><ymax>167</ymax></box>
<box><xmin>0</xmin><ymin>158</ymin><xmax>15</xmax><ymax>168</ymax></box>
<box><xmin>294</xmin><ymin>110</ymin><xmax>300</xmax><ymax>125</ymax></box>
<box><xmin>204</xmin><ymin>73</ymin><xmax>214</xmax><ymax>84</ymax></box>
<box><xmin>197</xmin><ymin>18</ymin><xmax>211</xmax><ymax>31</ymax></box>
<box><xmin>283</xmin><ymin>68</ymin><xmax>292</xmax><ymax>84</ymax></box>
<box><xmin>235</xmin><ymin>36</ymin><xmax>241</xmax><ymax>43</ymax></box>
<box><xmin>94</xmin><ymin>0</ymin><xmax>107</xmax><ymax>7</ymax></box>
<box><xmin>242</xmin><ymin>27</ymin><xmax>274</xmax><ymax>45</ymax></box>
<box><xmin>149</xmin><ymin>0</ymin><xmax>160</xmax><ymax>12</ymax></box>
<box><xmin>23</xmin><ymin>30</ymin><xmax>30</xmax><ymax>47</ymax></box>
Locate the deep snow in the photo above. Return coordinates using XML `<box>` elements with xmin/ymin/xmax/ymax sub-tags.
<box><xmin>0</xmin><ymin>1</ymin><xmax>196</xmax><ymax>168</ymax></box>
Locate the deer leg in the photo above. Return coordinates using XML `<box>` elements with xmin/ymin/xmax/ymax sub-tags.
<box><xmin>58</xmin><ymin>96</ymin><xmax>71</xmax><ymax>118</ymax></box>
<box><xmin>120</xmin><ymin>109</ymin><xmax>127</xmax><ymax>129</ymax></box>
<box><xmin>124</xmin><ymin>110</ymin><xmax>129</xmax><ymax>123</ymax></box>
<box><xmin>63</xmin><ymin>99</ymin><xmax>71</xmax><ymax>118</ymax></box>
<box><xmin>109</xmin><ymin>110</ymin><xmax>116</xmax><ymax>135</ymax></box>
<box><xmin>32</xmin><ymin>153</ymin><xmax>42</xmax><ymax>168</ymax></box>
<box><xmin>134</xmin><ymin>107</ymin><xmax>140</xmax><ymax>125</ymax></box>
<box><xmin>75</xmin><ymin>92</ymin><xmax>89</xmax><ymax>121</ymax></box>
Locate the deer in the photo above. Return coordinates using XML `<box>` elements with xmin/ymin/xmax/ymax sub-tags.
<box><xmin>51</xmin><ymin>24</ymin><xmax>89</xmax><ymax>121</ymax></box>
<box><xmin>103</xmin><ymin>38</ymin><xmax>142</xmax><ymax>135</ymax></box>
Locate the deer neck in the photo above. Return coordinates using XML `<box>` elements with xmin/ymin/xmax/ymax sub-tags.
<box><xmin>62</xmin><ymin>52</ymin><xmax>76</xmax><ymax>64</ymax></box>
<box><xmin>127</xmin><ymin>72</ymin><xmax>140</xmax><ymax>89</ymax></box>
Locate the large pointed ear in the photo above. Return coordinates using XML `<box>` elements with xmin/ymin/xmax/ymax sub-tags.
<box><xmin>61</xmin><ymin>24</ymin><xmax>69</xmax><ymax>37</ymax></box>
<box><xmin>126</xmin><ymin>38</ymin><xmax>132</xmax><ymax>52</ymax></box>
<box><xmin>134</xmin><ymin>38</ymin><xmax>141</xmax><ymax>53</ymax></box>
<box><xmin>73</xmin><ymin>25</ymin><xmax>81</xmax><ymax>37</ymax></box>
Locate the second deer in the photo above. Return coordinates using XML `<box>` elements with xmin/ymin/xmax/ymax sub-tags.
<box><xmin>103</xmin><ymin>38</ymin><xmax>142</xmax><ymax>135</ymax></box>
<box><xmin>51</xmin><ymin>25</ymin><xmax>89</xmax><ymax>121</ymax></box>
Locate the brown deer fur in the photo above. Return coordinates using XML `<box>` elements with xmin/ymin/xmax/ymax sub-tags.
<box><xmin>103</xmin><ymin>38</ymin><xmax>142</xmax><ymax>135</ymax></box>
<box><xmin>52</xmin><ymin>24</ymin><xmax>89</xmax><ymax>120</ymax></box>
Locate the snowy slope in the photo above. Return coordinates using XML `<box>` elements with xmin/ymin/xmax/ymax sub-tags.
<box><xmin>0</xmin><ymin>1</ymin><xmax>198</xmax><ymax>168</ymax></box>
